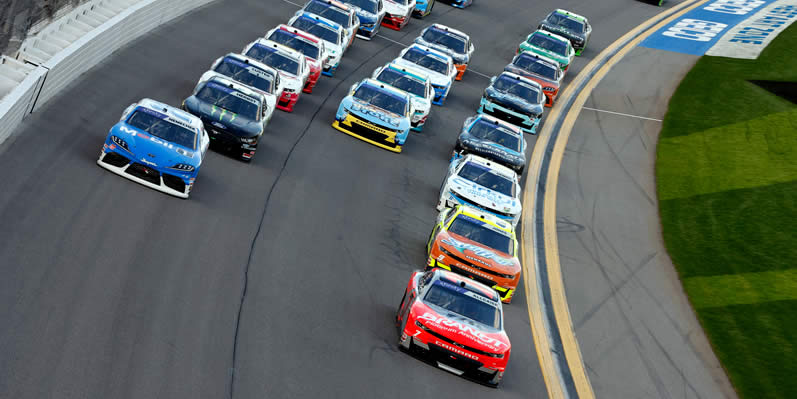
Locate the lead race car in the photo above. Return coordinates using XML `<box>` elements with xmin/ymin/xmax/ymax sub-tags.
<box><xmin>396</xmin><ymin>268</ymin><xmax>510</xmax><ymax>387</ymax></box>
<box><xmin>479</xmin><ymin>71</ymin><xmax>546</xmax><ymax>134</ymax></box>
<box><xmin>538</xmin><ymin>9</ymin><xmax>592</xmax><ymax>56</ymax></box>
<box><xmin>371</xmin><ymin>62</ymin><xmax>434</xmax><ymax>131</ymax></box>
<box><xmin>437</xmin><ymin>153</ymin><xmax>522</xmax><ymax>226</ymax></box>
<box><xmin>333</xmin><ymin>78</ymin><xmax>412</xmax><ymax>153</ymax></box>
<box><xmin>503</xmin><ymin>51</ymin><xmax>562</xmax><ymax>107</ymax></box>
<box><xmin>425</xmin><ymin>204</ymin><xmax>521</xmax><ymax>303</ymax></box>
<box><xmin>382</xmin><ymin>0</ymin><xmax>416</xmax><ymax>30</ymax></box>
<box><xmin>393</xmin><ymin>44</ymin><xmax>456</xmax><ymax>105</ymax></box>
<box><xmin>97</xmin><ymin>98</ymin><xmax>208</xmax><ymax>199</ymax></box>
<box><xmin>414</xmin><ymin>24</ymin><xmax>474</xmax><ymax>81</ymax></box>
<box><xmin>454</xmin><ymin>114</ymin><xmax>527</xmax><ymax>175</ymax></box>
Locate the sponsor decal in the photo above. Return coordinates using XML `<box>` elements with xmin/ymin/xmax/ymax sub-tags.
<box><xmin>141</xmin><ymin>158</ymin><xmax>157</xmax><ymax>167</ymax></box>
<box><xmin>706</xmin><ymin>1</ymin><xmax>797</xmax><ymax>58</ymax></box>
<box><xmin>120</xmin><ymin>126</ymin><xmax>175</xmax><ymax>149</ymax></box>
<box><xmin>441</xmin><ymin>237</ymin><xmax>514</xmax><ymax>266</ymax></box>
<box><xmin>452</xmin><ymin>177</ymin><xmax>514</xmax><ymax>208</ymax></box>
<box><xmin>435</xmin><ymin>340</ymin><xmax>478</xmax><ymax>360</ymax></box>
<box><xmin>419</xmin><ymin>312</ymin><xmax>507</xmax><ymax>350</ymax></box>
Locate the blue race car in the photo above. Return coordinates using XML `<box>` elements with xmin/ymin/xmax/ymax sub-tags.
<box><xmin>413</xmin><ymin>0</ymin><xmax>435</xmax><ymax>17</ymax></box>
<box><xmin>333</xmin><ymin>78</ymin><xmax>412</xmax><ymax>153</ymax></box>
<box><xmin>478</xmin><ymin>72</ymin><xmax>546</xmax><ymax>134</ymax></box>
<box><xmin>453</xmin><ymin>114</ymin><xmax>527</xmax><ymax>175</ymax></box>
<box><xmin>300</xmin><ymin>0</ymin><xmax>360</xmax><ymax>48</ymax></box>
<box><xmin>97</xmin><ymin>98</ymin><xmax>208</xmax><ymax>199</ymax></box>
<box><xmin>340</xmin><ymin>0</ymin><xmax>385</xmax><ymax>39</ymax></box>
<box><xmin>393</xmin><ymin>44</ymin><xmax>456</xmax><ymax>106</ymax></box>
<box><xmin>438</xmin><ymin>0</ymin><xmax>472</xmax><ymax>8</ymax></box>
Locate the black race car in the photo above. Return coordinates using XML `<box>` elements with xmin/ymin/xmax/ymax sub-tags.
<box><xmin>538</xmin><ymin>9</ymin><xmax>592</xmax><ymax>56</ymax></box>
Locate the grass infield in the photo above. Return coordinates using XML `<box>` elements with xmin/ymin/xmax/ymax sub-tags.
<box><xmin>656</xmin><ymin>23</ymin><xmax>797</xmax><ymax>399</ymax></box>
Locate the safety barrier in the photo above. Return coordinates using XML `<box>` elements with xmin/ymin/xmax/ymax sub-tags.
<box><xmin>0</xmin><ymin>0</ymin><xmax>217</xmax><ymax>146</ymax></box>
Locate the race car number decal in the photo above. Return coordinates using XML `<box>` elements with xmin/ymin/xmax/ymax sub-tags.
<box><xmin>418</xmin><ymin>312</ymin><xmax>507</xmax><ymax>350</ymax></box>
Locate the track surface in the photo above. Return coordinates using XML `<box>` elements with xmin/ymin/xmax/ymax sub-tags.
<box><xmin>0</xmin><ymin>0</ymin><xmax>669</xmax><ymax>397</ymax></box>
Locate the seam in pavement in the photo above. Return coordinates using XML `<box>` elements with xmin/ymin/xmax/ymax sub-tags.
<box><xmin>521</xmin><ymin>0</ymin><xmax>710</xmax><ymax>398</ymax></box>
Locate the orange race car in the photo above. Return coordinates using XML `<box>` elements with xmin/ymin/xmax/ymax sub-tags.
<box><xmin>426</xmin><ymin>204</ymin><xmax>521</xmax><ymax>303</ymax></box>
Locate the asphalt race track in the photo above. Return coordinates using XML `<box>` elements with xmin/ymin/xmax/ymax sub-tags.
<box><xmin>0</xmin><ymin>0</ymin><xmax>675</xmax><ymax>397</ymax></box>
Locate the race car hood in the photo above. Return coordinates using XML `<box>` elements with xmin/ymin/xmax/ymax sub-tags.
<box><xmin>539</xmin><ymin>22</ymin><xmax>586</xmax><ymax>44</ymax></box>
<box><xmin>414</xmin><ymin>37</ymin><xmax>468</xmax><ymax>64</ymax></box>
<box><xmin>392</xmin><ymin>58</ymin><xmax>451</xmax><ymax>87</ymax></box>
<box><xmin>457</xmin><ymin>134</ymin><xmax>525</xmax><ymax>170</ymax></box>
<box><xmin>342</xmin><ymin>96</ymin><xmax>410</xmax><ymax>131</ymax></box>
<box><xmin>503</xmin><ymin>64</ymin><xmax>560</xmax><ymax>88</ymax></box>
<box><xmin>184</xmin><ymin>97</ymin><xmax>261</xmax><ymax>138</ymax></box>
<box><xmin>112</xmin><ymin>123</ymin><xmax>199</xmax><ymax>169</ymax></box>
<box><xmin>436</xmin><ymin>230</ymin><xmax>520</xmax><ymax>275</ymax></box>
<box><xmin>448</xmin><ymin>176</ymin><xmax>521</xmax><ymax>216</ymax></box>
<box><xmin>484</xmin><ymin>86</ymin><xmax>544</xmax><ymax>117</ymax></box>
<box><xmin>412</xmin><ymin>301</ymin><xmax>510</xmax><ymax>355</ymax></box>
<box><xmin>350</xmin><ymin>6</ymin><xmax>380</xmax><ymax>23</ymax></box>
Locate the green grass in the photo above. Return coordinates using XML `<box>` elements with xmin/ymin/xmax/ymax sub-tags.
<box><xmin>656</xmin><ymin>23</ymin><xmax>797</xmax><ymax>399</ymax></box>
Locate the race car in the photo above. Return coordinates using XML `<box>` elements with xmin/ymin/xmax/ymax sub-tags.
<box><xmin>382</xmin><ymin>0</ymin><xmax>416</xmax><ymax>30</ymax></box>
<box><xmin>478</xmin><ymin>72</ymin><xmax>546</xmax><ymax>134</ymax></box>
<box><xmin>414</xmin><ymin>24</ymin><xmax>473</xmax><ymax>81</ymax></box>
<box><xmin>200</xmin><ymin>53</ymin><xmax>281</xmax><ymax>118</ymax></box>
<box><xmin>393</xmin><ymin>44</ymin><xmax>456</xmax><ymax>105</ymax></box>
<box><xmin>341</xmin><ymin>0</ymin><xmax>385</xmax><ymax>39</ymax></box>
<box><xmin>97</xmin><ymin>98</ymin><xmax>209</xmax><ymax>199</ymax></box>
<box><xmin>437</xmin><ymin>154</ymin><xmax>522</xmax><ymax>226</ymax></box>
<box><xmin>503</xmin><ymin>52</ymin><xmax>562</xmax><ymax>107</ymax></box>
<box><xmin>454</xmin><ymin>114</ymin><xmax>527</xmax><ymax>175</ymax></box>
<box><xmin>265</xmin><ymin>25</ymin><xmax>325</xmax><ymax>93</ymax></box>
<box><xmin>425</xmin><ymin>204</ymin><xmax>521</xmax><ymax>303</ymax></box>
<box><xmin>300</xmin><ymin>0</ymin><xmax>359</xmax><ymax>48</ymax></box>
<box><xmin>518</xmin><ymin>29</ymin><xmax>575</xmax><ymax>72</ymax></box>
<box><xmin>288</xmin><ymin>12</ymin><xmax>346</xmax><ymax>76</ymax></box>
<box><xmin>333</xmin><ymin>78</ymin><xmax>412</xmax><ymax>153</ymax></box>
<box><xmin>183</xmin><ymin>76</ymin><xmax>269</xmax><ymax>161</ymax></box>
<box><xmin>242</xmin><ymin>39</ymin><xmax>309</xmax><ymax>112</ymax></box>
<box><xmin>538</xmin><ymin>9</ymin><xmax>592</xmax><ymax>56</ymax></box>
<box><xmin>412</xmin><ymin>0</ymin><xmax>435</xmax><ymax>17</ymax></box>
<box><xmin>371</xmin><ymin>62</ymin><xmax>433</xmax><ymax>131</ymax></box>
<box><xmin>438</xmin><ymin>0</ymin><xmax>472</xmax><ymax>8</ymax></box>
<box><xmin>396</xmin><ymin>268</ymin><xmax>510</xmax><ymax>387</ymax></box>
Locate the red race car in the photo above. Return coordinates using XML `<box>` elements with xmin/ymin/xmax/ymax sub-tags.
<box><xmin>396</xmin><ymin>268</ymin><xmax>510</xmax><ymax>387</ymax></box>
<box><xmin>265</xmin><ymin>25</ymin><xmax>325</xmax><ymax>94</ymax></box>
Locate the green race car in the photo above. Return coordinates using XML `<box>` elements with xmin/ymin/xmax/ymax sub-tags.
<box><xmin>517</xmin><ymin>30</ymin><xmax>575</xmax><ymax>72</ymax></box>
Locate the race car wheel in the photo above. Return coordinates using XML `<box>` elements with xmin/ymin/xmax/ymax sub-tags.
<box><xmin>396</xmin><ymin>289</ymin><xmax>407</xmax><ymax>329</ymax></box>
<box><xmin>515</xmin><ymin>165</ymin><xmax>524</xmax><ymax>175</ymax></box>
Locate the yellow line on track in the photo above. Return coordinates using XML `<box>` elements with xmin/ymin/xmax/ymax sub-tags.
<box><xmin>520</xmin><ymin>1</ymin><xmax>712</xmax><ymax>398</ymax></box>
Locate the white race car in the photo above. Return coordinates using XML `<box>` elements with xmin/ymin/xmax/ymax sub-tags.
<box><xmin>199</xmin><ymin>53</ymin><xmax>280</xmax><ymax>123</ymax></box>
<box><xmin>393</xmin><ymin>44</ymin><xmax>456</xmax><ymax>105</ymax></box>
<box><xmin>371</xmin><ymin>62</ymin><xmax>433</xmax><ymax>131</ymax></box>
<box><xmin>437</xmin><ymin>154</ymin><xmax>522</xmax><ymax>226</ymax></box>
<box><xmin>382</xmin><ymin>0</ymin><xmax>416</xmax><ymax>30</ymax></box>
<box><xmin>242</xmin><ymin>39</ymin><xmax>309</xmax><ymax>112</ymax></box>
<box><xmin>288</xmin><ymin>12</ymin><xmax>347</xmax><ymax>76</ymax></box>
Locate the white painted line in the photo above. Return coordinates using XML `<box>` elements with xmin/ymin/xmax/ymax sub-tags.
<box><xmin>582</xmin><ymin>107</ymin><xmax>663</xmax><ymax>122</ymax></box>
<box><xmin>281</xmin><ymin>0</ymin><xmax>302</xmax><ymax>7</ymax></box>
<box><xmin>375</xmin><ymin>34</ymin><xmax>409</xmax><ymax>47</ymax></box>
<box><xmin>468</xmin><ymin>69</ymin><xmax>490</xmax><ymax>79</ymax></box>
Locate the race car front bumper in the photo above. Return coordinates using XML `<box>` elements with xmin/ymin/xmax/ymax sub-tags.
<box><xmin>441</xmin><ymin>191</ymin><xmax>520</xmax><ymax>227</ymax></box>
<box><xmin>357</xmin><ymin>20</ymin><xmax>380</xmax><ymax>39</ymax></box>
<box><xmin>333</xmin><ymin>112</ymin><xmax>405</xmax><ymax>153</ymax></box>
<box><xmin>454</xmin><ymin>63</ymin><xmax>468</xmax><ymax>81</ymax></box>
<box><xmin>97</xmin><ymin>145</ymin><xmax>194</xmax><ymax>198</ymax></box>
<box><xmin>479</xmin><ymin>99</ymin><xmax>540</xmax><ymax>134</ymax></box>
<box><xmin>277</xmin><ymin>90</ymin><xmax>300</xmax><ymax>112</ymax></box>
<box><xmin>322</xmin><ymin>61</ymin><xmax>340</xmax><ymax>77</ymax></box>
<box><xmin>382</xmin><ymin>11</ymin><xmax>411</xmax><ymax>30</ymax></box>
<box><xmin>426</xmin><ymin>257</ymin><xmax>516</xmax><ymax>303</ymax></box>
<box><xmin>411</xmin><ymin>112</ymin><xmax>428</xmax><ymax>132</ymax></box>
<box><xmin>303</xmin><ymin>69</ymin><xmax>321</xmax><ymax>94</ymax></box>
<box><xmin>431</xmin><ymin>83</ymin><xmax>451</xmax><ymax>106</ymax></box>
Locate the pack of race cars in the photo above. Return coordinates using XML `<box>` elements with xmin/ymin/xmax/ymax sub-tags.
<box><xmin>94</xmin><ymin>0</ymin><xmax>591</xmax><ymax>388</ymax></box>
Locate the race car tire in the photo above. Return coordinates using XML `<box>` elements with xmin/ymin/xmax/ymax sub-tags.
<box><xmin>395</xmin><ymin>289</ymin><xmax>407</xmax><ymax>330</ymax></box>
<box><xmin>515</xmin><ymin>165</ymin><xmax>524</xmax><ymax>176</ymax></box>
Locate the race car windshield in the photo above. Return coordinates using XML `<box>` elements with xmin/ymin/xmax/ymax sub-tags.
<box><xmin>448</xmin><ymin>215</ymin><xmax>513</xmax><ymax>255</ymax></box>
<box><xmin>422</xmin><ymin>29</ymin><xmax>467</xmax><ymax>54</ymax></box>
<box><xmin>469</xmin><ymin>120</ymin><xmax>521</xmax><ymax>151</ymax></box>
<box><xmin>377</xmin><ymin>69</ymin><xmax>426</xmax><ymax>97</ymax></box>
<box><xmin>493</xmin><ymin>75</ymin><xmax>541</xmax><ymax>104</ymax></box>
<box><xmin>305</xmin><ymin>2</ymin><xmax>351</xmax><ymax>27</ymax></box>
<box><xmin>527</xmin><ymin>34</ymin><xmax>567</xmax><ymax>55</ymax></box>
<box><xmin>245</xmin><ymin>46</ymin><xmax>300</xmax><ymax>75</ymax></box>
<box><xmin>126</xmin><ymin>110</ymin><xmax>196</xmax><ymax>150</ymax></box>
<box><xmin>424</xmin><ymin>283</ymin><xmax>501</xmax><ymax>328</ymax></box>
<box><xmin>344</xmin><ymin>0</ymin><xmax>378</xmax><ymax>14</ymax></box>
<box><xmin>268</xmin><ymin>30</ymin><xmax>320</xmax><ymax>59</ymax></box>
<box><xmin>213</xmin><ymin>59</ymin><xmax>275</xmax><ymax>94</ymax></box>
<box><xmin>514</xmin><ymin>56</ymin><xmax>558</xmax><ymax>80</ymax></box>
<box><xmin>402</xmin><ymin>49</ymin><xmax>447</xmax><ymax>74</ymax></box>
<box><xmin>548</xmin><ymin>13</ymin><xmax>585</xmax><ymax>33</ymax></box>
<box><xmin>291</xmin><ymin>18</ymin><xmax>340</xmax><ymax>44</ymax></box>
<box><xmin>195</xmin><ymin>84</ymin><xmax>259</xmax><ymax>120</ymax></box>
<box><xmin>457</xmin><ymin>162</ymin><xmax>515</xmax><ymax>197</ymax></box>
<box><xmin>353</xmin><ymin>84</ymin><xmax>407</xmax><ymax>115</ymax></box>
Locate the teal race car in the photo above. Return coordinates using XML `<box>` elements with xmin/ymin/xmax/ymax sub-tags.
<box><xmin>517</xmin><ymin>30</ymin><xmax>575</xmax><ymax>72</ymax></box>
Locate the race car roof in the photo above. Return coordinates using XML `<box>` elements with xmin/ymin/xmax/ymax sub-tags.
<box><xmin>513</xmin><ymin>51</ymin><xmax>560</xmax><ymax>70</ymax></box>
<box><xmin>427</xmin><ymin>23</ymin><xmax>470</xmax><ymax>41</ymax></box>
<box><xmin>459</xmin><ymin>153</ymin><xmax>518</xmax><ymax>180</ymax></box>
<box><xmin>201</xmin><ymin>75</ymin><xmax>265</xmax><ymax>105</ymax></box>
<box><xmin>553</xmin><ymin>8</ymin><xmax>588</xmax><ymax>22</ymax></box>
<box><xmin>470</xmin><ymin>114</ymin><xmax>523</xmax><ymax>136</ymax></box>
<box><xmin>249</xmin><ymin>38</ymin><xmax>305</xmax><ymax>61</ymax></box>
<box><xmin>216</xmin><ymin>53</ymin><xmax>279</xmax><ymax>79</ymax></box>
<box><xmin>273</xmin><ymin>24</ymin><xmax>323</xmax><ymax>46</ymax></box>
<box><xmin>403</xmin><ymin>44</ymin><xmax>453</xmax><ymax>64</ymax></box>
<box><xmin>495</xmin><ymin>71</ymin><xmax>543</xmax><ymax>91</ymax></box>
<box><xmin>137</xmin><ymin>98</ymin><xmax>203</xmax><ymax>130</ymax></box>
<box><xmin>384</xmin><ymin>62</ymin><xmax>431</xmax><ymax>83</ymax></box>
<box><xmin>297</xmin><ymin>11</ymin><xmax>344</xmax><ymax>32</ymax></box>
<box><xmin>531</xmin><ymin>29</ymin><xmax>571</xmax><ymax>45</ymax></box>
<box><xmin>311</xmin><ymin>0</ymin><xmax>354</xmax><ymax>14</ymax></box>
<box><xmin>433</xmin><ymin>269</ymin><xmax>501</xmax><ymax>303</ymax></box>
<box><xmin>358</xmin><ymin>78</ymin><xmax>412</xmax><ymax>101</ymax></box>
